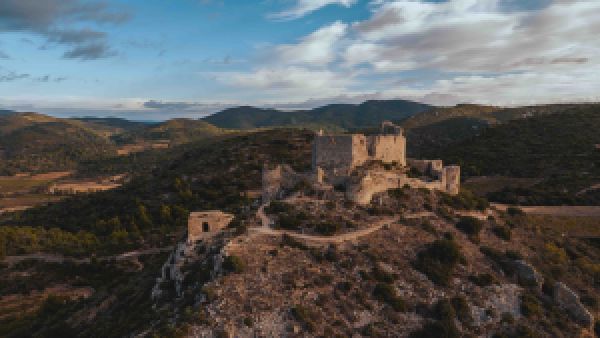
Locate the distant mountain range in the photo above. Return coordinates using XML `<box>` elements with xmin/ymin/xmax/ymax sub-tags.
<box><xmin>203</xmin><ymin>100</ymin><xmax>431</xmax><ymax>130</ymax></box>
<box><xmin>3</xmin><ymin>100</ymin><xmax>599</xmax><ymax>176</ymax></box>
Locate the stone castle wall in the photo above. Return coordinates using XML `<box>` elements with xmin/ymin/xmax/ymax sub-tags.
<box><xmin>312</xmin><ymin>135</ymin><xmax>370</xmax><ymax>176</ymax></box>
<box><xmin>346</xmin><ymin>165</ymin><xmax>460</xmax><ymax>205</ymax></box>
<box><xmin>368</xmin><ymin>134</ymin><xmax>407</xmax><ymax>166</ymax></box>
<box><xmin>313</xmin><ymin>132</ymin><xmax>406</xmax><ymax>176</ymax></box>
<box><xmin>407</xmin><ymin>159</ymin><xmax>443</xmax><ymax>177</ymax></box>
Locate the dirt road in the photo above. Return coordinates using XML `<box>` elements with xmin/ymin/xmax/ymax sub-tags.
<box><xmin>2</xmin><ymin>247</ymin><xmax>173</xmax><ymax>267</ymax></box>
<box><xmin>492</xmin><ymin>203</ymin><xmax>600</xmax><ymax>217</ymax></box>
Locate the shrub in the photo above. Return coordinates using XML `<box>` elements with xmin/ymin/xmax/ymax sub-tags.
<box><xmin>520</xmin><ymin>294</ymin><xmax>542</xmax><ymax>318</ymax></box>
<box><xmin>441</xmin><ymin>190</ymin><xmax>489</xmax><ymax>211</ymax></box>
<box><xmin>291</xmin><ymin>304</ymin><xmax>318</xmax><ymax>331</ymax></box>
<box><xmin>278</xmin><ymin>214</ymin><xmax>301</xmax><ymax>230</ymax></box>
<box><xmin>451</xmin><ymin>296</ymin><xmax>472</xmax><ymax>324</ymax></box>
<box><xmin>594</xmin><ymin>320</ymin><xmax>599</xmax><ymax>337</ymax></box>
<box><xmin>415</xmin><ymin>239</ymin><xmax>463</xmax><ymax>286</ymax></box>
<box><xmin>434</xmin><ymin>299</ymin><xmax>455</xmax><ymax>321</ymax></box>
<box><xmin>492</xmin><ymin>225</ymin><xmax>512</xmax><ymax>241</ymax></box>
<box><xmin>222</xmin><ymin>255</ymin><xmax>245</xmax><ymax>273</ymax></box>
<box><xmin>265</xmin><ymin>201</ymin><xmax>294</xmax><ymax>214</ymax></box>
<box><xmin>507</xmin><ymin>206</ymin><xmax>525</xmax><ymax>216</ymax></box>
<box><xmin>243</xmin><ymin>317</ymin><xmax>253</xmax><ymax>327</ymax></box>
<box><xmin>373</xmin><ymin>283</ymin><xmax>406</xmax><ymax>312</ymax></box>
<box><xmin>455</xmin><ymin>217</ymin><xmax>484</xmax><ymax>236</ymax></box>
<box><xmin>469</xmin><ymin>273</ymin><xmax>495</xmax><ymax>287</ymax></box>
<box><xmin>409</xmin><ymin>320</ymin><xmax>460</xmax><ymax>338</ymax></box>
<box><xmin>315</xmin><ymin>222</ymin><xmax>340</xmax><ymax>236</ymax></box>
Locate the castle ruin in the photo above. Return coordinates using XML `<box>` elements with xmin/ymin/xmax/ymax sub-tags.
<box><xmin>263</xmin><ymin>121</ymin><xmax>460</xmax><ymax>205</ymax></box>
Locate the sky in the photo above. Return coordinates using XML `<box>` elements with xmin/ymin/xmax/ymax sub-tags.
<box><xmin>0</xmin><ymin>0</ymin><xmax>599</xmax><ymax>120</ymax></box>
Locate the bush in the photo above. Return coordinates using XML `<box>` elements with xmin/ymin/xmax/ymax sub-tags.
<box><xmin>315</xmin><ymin>222</ymin><xmax>340</xmax><ymax>236</ymax></box>
<box><xmin>469</xmin><ymin>273</ymin><xmax>495</xmax><ymax>287</ymax></box>
<box><xmin>373</xmin><ymin>283</ymin><xmax>406</xmax><ymax>312</ymax></box>
<box><xmin>415</xmin><ymin>239</ymin><xmax>463</xmax><ymax>286</ymax></box>
<box><xmin>291</xmin><ymin>304</ymin><xmax>318</xmax><ymax>332</ymax></box>
<box><xmin>520</xmin><ymin>294</ymin><xmax>542</xmax><ymax>318</ymax></box>
<box><xmin>493</xmin><ymin>226</ymin><xmax>512</xmax><ymax>241</ymax></box>
<box><xmin>594</xmin><ymin>320</ymin><xmax>599</xmax><ymax>337</ymax></box>
<box><xmin>507</xmin><ymin>206</ymin><xmax>525</xmax><ymax>216</ymax></box>
<box><xmin>450</xmin><ymin>296</ymin><xmax>472</xmax><ymax>324</ymax></box>
<box><xmin>455</xmin><ymin>217</ymin><xmax>484</xmax><ymax>236</ymax></box>
<box><xmin>278</xmin><ymin>214</ymin><xmax>301</xmax><ymax>230</ymax></box>
<box><xmin>441</xmin><ymin>190</ymin><xmax>489</xmax><ymax>211</ymax></box>
<box><xmin>266</xmin><ymin>201</ymin><xmax>294</xmax><ymax>214</ymax></box>
<box><xmin>222</xmin><ymin>255</ymin><xmax>245</xmax><ymax>273</ymax></box>
<box><xmin>409</xmin><ymin>320</ymin><xmax>460</xmax><ymax>338</ymax></box>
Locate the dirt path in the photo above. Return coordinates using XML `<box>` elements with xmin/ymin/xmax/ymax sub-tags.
<box><xmin>2</xmin><ymin>247</ymin><xmax>173</xmax><ymax>267</ymax></box>
<box><xmin>254</xmin><ymin>202</ymin><xmax>404</xmax><ymax>244</ymax></box>
<box><xmin>492</xmin><ymin>203</ymin><xmax>600</xmax><ymax>217</ymax></box>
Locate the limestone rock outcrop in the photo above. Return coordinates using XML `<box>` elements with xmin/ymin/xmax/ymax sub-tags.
<box><xmin>553</xmin><ymin>282</ymin><xmax>594</xmax><ymax>327</ymax></box>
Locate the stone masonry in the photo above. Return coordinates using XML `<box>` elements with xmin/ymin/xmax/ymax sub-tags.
<box><xmin>263</xmin><ymin>121</ymin><xmax>461</xmax><ymax>205</ymax></box>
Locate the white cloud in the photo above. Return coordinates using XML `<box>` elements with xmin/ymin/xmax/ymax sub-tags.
<box><xmin>210</xmin><ymin>0</ymin><xmax>600</xmax><ymax>107</ymax></box>
<box><xmin>276</xmin><ymin>21</ymin><xmax>347</xmax><ymax>65</ymax></box>
<box><xmin>270</xmin><ymin>0</ymin><xmax>358</xmax><ymax>20</ymax></box>
<box><xmin>215</xmin><ymin>66</ymin><xmax>354</xmax><ymax>100</ymax></box>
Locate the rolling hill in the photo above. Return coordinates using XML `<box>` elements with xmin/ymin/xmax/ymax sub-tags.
<box><xmin>0</xmin><ymin>113</ymin><xmax>118</xmax><ymax>174</ymax></box>
<box><xmin>428</xmin><ymin>107</ymin><xmax>600</xmax><ymax>205</ymax></box>
<box><xmin>203</xmin><ymin>100</ymin><xmax>431</xmax><ymax>130</ymax></box>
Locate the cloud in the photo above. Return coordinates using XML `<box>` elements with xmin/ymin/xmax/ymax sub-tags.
<box><xmin>143</xmin><ymin>100</ymin><xmax>233</xmax><ymax>113</ymax></box>
<box><xmin>276</xmin><ymin>21</ymin><xmax>347</xmax><ymax>65</ymax></box>
<box><xmin>63</xmin><ymin>42</ymin><xmax>116</xmax><ymax>60</ymax></box>
<box><xmin>270</xmin><ymin>0</ymin><xmax>357</xmax><ymax>20</ymax></box>
<box><xmin>233</xmin><ymin>0</ymin><xmax>600</xmax><ymax>106</ymax></box>
<box><xmin>0</xmin><ymin>50</ymin><xmax>8</xmax><ymax>59</ymax></box>
<box><xmin>0</xmin><ymin>0</ymin><xmax>129</xmax><ymax>60</ymax></box>
<box><xmin>0</xmin><ymin>71</ymin><xmax>30</xmax><ymax>82</ymax></box>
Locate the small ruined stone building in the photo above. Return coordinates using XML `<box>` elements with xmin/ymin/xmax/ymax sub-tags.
<box><xmin>153</xmin><ymin>210</ymin><xmax>235</xmax><ymax>299</ymax></box>
<box><xmin>187</xmin><ymin>211</ymin><xmax>235</xmax><ymax>244</ymax></box>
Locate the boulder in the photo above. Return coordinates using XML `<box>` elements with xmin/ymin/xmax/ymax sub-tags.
<box><xmin>553</xmin><ymin>282</ymin><xmax>594</xmax><ymax>327</ymax></box>
<box><xmin>513</xmin><ymin>260</ymin><xmax>543</xmax><ymax>287</ymax></box>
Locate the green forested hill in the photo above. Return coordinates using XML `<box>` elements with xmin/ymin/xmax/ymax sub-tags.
<box><xmin>203</xmin><ymin>100</ymin><xmax>431</xmax><ymax>130</ymax></box>
<box><xmin>0</xmin><ymin>113</ymin><xmax>118</xmax><ymax>174</ymax></box>
<box><xmin>431</xmin><ymin>108</ymin><xmax>600</xmax><ymax>204</ymax></box>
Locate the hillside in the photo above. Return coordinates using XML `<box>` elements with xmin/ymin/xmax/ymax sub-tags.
<box><xmin>0</xmin><ymin>113</ymin><xmax>118</xmax><ymax>175</ymax></box>
<box><xmin>72</xmin><ymin>117</ymin><xmax>153</xmax><ymax>137</ymax></box>
<box><xmin>0</xmin><ymin>129</ymin><xmax>597</xmax><ymax>337</ymax></box>
<box><xmin>204</xmin><ymin>100</ymin><xmax>431</xmax><ymax>130</ymax></box>
<box><xmin>430</xmin><ymin>108</ymin><xmax>600</xmax><ymax>205</ymax></box>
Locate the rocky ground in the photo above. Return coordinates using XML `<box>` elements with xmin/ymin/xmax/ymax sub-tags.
<box><xmin>152</xmin><ymin>188</ymin><xmax>599</xmax><ymax>337</ymax></box>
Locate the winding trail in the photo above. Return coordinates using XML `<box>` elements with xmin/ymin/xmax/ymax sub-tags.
<box><xmin>491</xmin><ymin>203</ymin><xmax>600</xmax><ymax>217</ymax></box>
<box><xmin>2</xmin><ymin>247</ymin><xmax>173</xmax><ymax>267</ymax></box>
<box><xmin>252</xmin><ymin>202</ymin><xmax>397</xmax><ymax>245</ymax></box>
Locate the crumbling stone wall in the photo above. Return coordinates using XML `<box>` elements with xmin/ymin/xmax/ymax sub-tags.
<box><xmin>407</xmin><ymin>159</ymin><xmax>443</xmax><ymax>177</ymax></box>
<box><xmin>368</xmin><ymin>134</ymin><xmax>407</xmax><ymax>166</ymax></box>
<box><xmin>346</xmin><ymin>170</ymin><xmax>448</xmax><ymax>205</ymax></box>
<box><xmin>443</xmin><ymin>166</ymin><xmax>460</xmax><ymax>195</ymax></box>
<box><xmin>312</xmin><ymin>123</ymin><xmax>406</xmax><ymax>175</ymax></box>
<box><xmin>312</xmin><ymin>135</ymin><xmax>369</xmax><ymax>176</ymax></box>
<box><xmin>262</xmin><ymin>164</ymin><xmax>318</xmax><ymax>202</ymax></box>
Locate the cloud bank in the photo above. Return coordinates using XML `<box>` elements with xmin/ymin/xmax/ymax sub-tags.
<box><xmin>0</xmin><ymin>0</ymin><xmax>129</xmax><ymax>60</ymax></box>
<box><xmin>230</xmin><ymin>0</ymin><xmax>600</xmax><ymax>106</ymax></box>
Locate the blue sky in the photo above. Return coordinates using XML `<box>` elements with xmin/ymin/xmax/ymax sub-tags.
<box><xmin>1</xmin><ymin>0</ymin><xmax>599</xmax><ymax>120</ymax></box>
